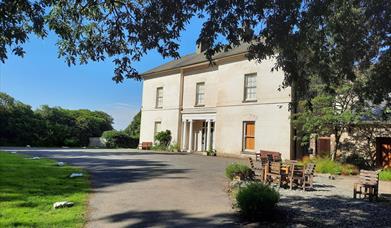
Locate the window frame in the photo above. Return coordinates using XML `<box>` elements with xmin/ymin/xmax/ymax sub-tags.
<box><xmin>243</xmin><ymin>73</ymin><xmax>257</xmax><ymax>102</ymax></box>
<box><xmin>242</xmin><ymin>121</ymin><xmax>256</xmax><ymax>152</ymax></box>
<box><xmin>195</xmin><ymin>82</ymin><xmax>205</xmax><ymax>106</ymax></box>
<box><xmin>154</xmin><ymin>121</ymin><xmax>162</xmax><ymax>137</ymax></box>
<box><xmin>155</xmin><ymin>87</ymin><xmax>163</xmax><ymax>108</ymax></box>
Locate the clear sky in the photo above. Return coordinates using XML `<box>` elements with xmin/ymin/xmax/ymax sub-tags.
<box><xmin>0</xmin><ymin>17</ymin><xmax>203</xmax><ymax>130</ymax></box>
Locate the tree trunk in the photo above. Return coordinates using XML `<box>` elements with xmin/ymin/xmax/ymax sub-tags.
<box><xmin>331</xmin><ymin>128</ymin><xmax>341</xmax><ymax>161</ymax></box>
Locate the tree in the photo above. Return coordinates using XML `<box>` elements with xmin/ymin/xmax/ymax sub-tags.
<box><xmin>1</xmin><ymin>1</ymin><xmax>389</xmax><ymax>104</ymax></box>
<box><xmin>0</xmin><ymin>92</ymin><xmax>38</xmax><ymax>146</ymax></box>
<box><xmin>292</xmin><ymin>83</ymin><xmax>368</xmax><ymax>160</ymax></box>
<box><xmin>124</xmin><ymin>111</ymin><xmax>141</xmax><ymax>139</ymax></box>
<box><xmin>0</xmin><ymin>92</ymin><xmax>114</xmax><ymax>147</ymax></box>
<box><xmin>102</xmin><ymin>130</ymin><xmax>138</xmax><ymax>148</ymax></box>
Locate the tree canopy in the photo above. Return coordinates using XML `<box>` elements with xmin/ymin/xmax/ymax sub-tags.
<box><xmin>0</xmin><ymin>92</ymin><xmax>113</xmax><ymax>146</ymax></box>
<box><xmin>124</xmin><ymin>110</ymin><xmax>141</xmax><ymax>139</ymax></box>
<box><xmin>1</xmin><ymin>0</ymin><xmax>389</xmax><ymax>103</ymax></box>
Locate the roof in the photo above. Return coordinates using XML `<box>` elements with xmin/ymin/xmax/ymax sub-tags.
<box><xmin>142</xmin><ymin>42</ymin><xmax>251</xmax><ymax>76</ymax></box>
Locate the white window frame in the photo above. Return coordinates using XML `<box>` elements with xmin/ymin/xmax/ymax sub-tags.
<box><xmin>244</xmin><ymin>73</ymin><xmax>257</xmax><ymax>102</ymax></box>
<box><xmin>154</xmin><ymin>121</ymin><xmax>162</xmax><ymax>136</ymax></box>
<box><xmin>155</xmin><ymin>87</ymin><xmax>163</xmax><ymax>108</ymax></box>
<box><xmin>195</xmin><ymin>82</ymin><xmax>205</xmax><ymax>106</ymax></box>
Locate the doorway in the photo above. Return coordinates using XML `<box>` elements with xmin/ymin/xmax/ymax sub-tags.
<box><xmin>376</xmin><ymin>137</ymin><xmax>391</xmax><ymax>168</ymax></box>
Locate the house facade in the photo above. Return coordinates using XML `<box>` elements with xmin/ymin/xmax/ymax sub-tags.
<box><xmin>139</xmin><ymin>44</ymin><xmax>293</xmax><ymax>159</ymax></box>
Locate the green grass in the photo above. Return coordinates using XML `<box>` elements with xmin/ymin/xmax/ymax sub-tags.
<box><xmin>0</xmin><ymin>152</ymin><xmax>89</xmax><ymax>227</ymax></box>
<box><xmin>300</xmin><ymin>156</ymin><xmax>358</xmax><ymax>175</ymax></box>
<box><xmin>379</xmin><ymin>169</ymin><xmax>391</xmax><ymax>181</ymax></box>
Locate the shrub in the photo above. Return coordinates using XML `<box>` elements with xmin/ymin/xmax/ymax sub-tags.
<box><xmin>151</xmin><ymin>143</ymin><xmax>169</xmax><ymax>151</ymax></box>
<box><xmin>207</xmin><ymin>149</ymin><xmax>216</xmax><ymax>156</ymax></box>
<box><xmin>340</xmin><ymin>164</ymin><xmax>359</xmax><ymax>175</ymax></box>
<box><xmin>343</xmin><ymin>153</ymin><xmax>369</xmax><ymax>170</ymax></box>
<box><xmin>380</xmin><ymin>169</ymin><xmax>391</xmax><ymax>181</ymax></box>
<box><xmin>314</xmin><ymin>157</ymin><xmax>342</xmax><ymax>175</ymax></box>
<box><xmin>155</xmin><ymin>130</ymin><xmax>172</xmax><ymax>146</ymax></box>
<box><xmin>63</xmin><ymin>137</ymin><xmax>79</xmax><ymax>147</ymax></box>
<box><xmin>102</xmin><ymin>130</ymin><xmax>138</xmax><ymax>148</ymax></box>
<box><xmin>299</xmin><ymin>156</ymin><xmax>359</xmax><ymax>175</ymax></box>
<box><xmin>225</xmin><ymin>163</ymin><xmax>254</xmax><ymax>180</ymax></box>
<box><xmin>236</xmin><ymin>182</ymin><xmax>280</xmax><ymax>219</ymax></box>
<box><xmin>168</xmin><ymin>141</ymin><xmax>180</xmax><ymax>152</ymax></box>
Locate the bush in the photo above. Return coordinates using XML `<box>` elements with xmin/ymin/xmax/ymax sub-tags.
<box><xmin>102</xmin><ymin>130</ymin><xmax>138</xmax><ymax>148</ymax></box>
<box><xmin>155</xmin><ymin>130</ymin><xmax>172</xmax><ymax>146</ymax></box>
<box><xmin>340</xmin><ymin>164</ymin><xmax>359</xmax><ymax>175</ymax></box>
<box><xmin>343</xmin><ymin>153</ymin><xmax>369</xmax><ymax>170</ymax></box>
<box><xmin>314</xmin><ymin>157</ymin><xmax>342</xmax><ymax>175</ymax></box>
<box><xmin>299</xmin><ymin>156</ymin><xmax>359</xmax><ymax>176</ymax></box>
<box><xmin>236</xmin><ymin>182</ymin><xmax>280</xmax><ymax>219</ymax></box>
<box><xmin>168</xmin><ymin>141</ymin><xmax>180</xmax><ymax>152</ymax></box>
<box><xmin>225</xmin><ymin>163</ymin><xmax>254</xmax><ymax>180</ymax></box>
<box><xmin>63</xmin><ymin>137</ymin><xmax>79</xmax><ymax>147</ymax></box>
<box><xmin>380</xmin><ymin>169</ymin><xmax>391</xmax><ymax>181</ymax></box>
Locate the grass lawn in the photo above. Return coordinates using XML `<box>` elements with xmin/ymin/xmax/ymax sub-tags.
<box><xmin>0</xmin><ymin>152</ymin><xmax>89</xmax><ymax>227</ymax></box>
<box><xmin>380</xmin><ymin>169</ymin><xmax>391</xmax><ymax>181</ymax></box>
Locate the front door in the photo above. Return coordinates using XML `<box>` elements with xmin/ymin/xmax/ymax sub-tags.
<box><xmin>377</xmin><ymin>137</ymin><xmax>391</xmax><ymax>168</ymax></box>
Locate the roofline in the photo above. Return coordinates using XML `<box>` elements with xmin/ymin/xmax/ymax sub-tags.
<box><xmin>141</xmin><ymin>51</ymin><xmax>248</xmax><ymax>78</ymax></box>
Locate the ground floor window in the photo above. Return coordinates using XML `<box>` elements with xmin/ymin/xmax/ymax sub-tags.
<box><xmin>243</xmin><ymin>121</ymin><xmax>255</xmax><ymax>151</ymax></box>
<box><xmin>154</xmin><ymin>121</ymin><xmax>161</xmax><ymax>137</ymax></box>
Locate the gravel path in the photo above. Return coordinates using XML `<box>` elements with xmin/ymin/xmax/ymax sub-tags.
<box><xmin>276</xmin><ymin>175</ymin><xmax>391</xmax><ymax>227</ymax></box>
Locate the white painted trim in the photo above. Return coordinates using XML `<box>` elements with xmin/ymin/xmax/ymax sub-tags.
<box><xmin>182</xmin><ymin>113</ymin><xmax>216</xmax><ymax>121</ymax></box>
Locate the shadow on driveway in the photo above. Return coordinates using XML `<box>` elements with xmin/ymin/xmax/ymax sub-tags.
<box><xmin>3</xmin><ymin>149</ymin><xmax>192</xmax><ymax>189</ymax></box>
<box><xmin>99</xmin><ymin>210</ymin><xmax>237</xmax><ymax>227</ymax></box>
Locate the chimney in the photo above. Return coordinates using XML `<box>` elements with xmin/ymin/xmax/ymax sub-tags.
<box><xmin>196</xmin><ymin>40</ymin><xmax>209</xmax><ymax>54</ymax></box>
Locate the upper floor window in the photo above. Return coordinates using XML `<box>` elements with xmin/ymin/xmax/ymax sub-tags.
<box><xmin>195</xmin><ymin>82</ymin><xmax>205</xmax><ymax>106</ymax></box>
<box><xmin>155</xmin><ymin>87</ymin><xmax>163</xmax><ymax>108</ymax></box>
<box><xmin>244</xmin><ymin>73</ymin><xmax>257</xmax><ymax>101</ymax></box>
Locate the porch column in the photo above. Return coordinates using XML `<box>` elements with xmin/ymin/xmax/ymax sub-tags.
<box><xmin>206</xmin><ymin>119</ymin><xmax>212</xmax><ymax>151</ymax></box>
<box><xmin>182</xmin><ymin>120</ymin><xmax>187</xmax><ymax>151</ymax></box>
<box><xmin>188</xmin><ymin>120</ymin><xmax>193</xmax><ymax>152</ymax></box>
<box><xmin>212</xmin><ymin>120</ymin><xmax>216</xmax><ymax>150</ymax></box>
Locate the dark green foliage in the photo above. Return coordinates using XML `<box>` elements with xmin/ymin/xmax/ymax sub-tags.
<box><xmin>124</xmin><ymin>111</ymin><xmax>141</xmax><ymax>139</ymax></box>
<box><xmin>0</xmin><ymin>1</ymin><xmax>389</xmax><ymax>104</ymax></box>
<box><xmin>236</xmin><ymin>182</ymin><xmax>280</xmax><ymax>219</ymax></box>
<box><xmin>102</xmin><ymin>130</ymin><xmax>138</xmax><ymax>148</ymax></box>
<box><xmin>154</xmin><ymin>130</ymin><xmax>172</xmax><ymax>147</ymax></box>
<box><xmin>225</xmin><ymin>163</ymin><xmax>254</xmax><ymax>181</ymax></box>
<box><xmin>343</xmin><ymin>154</ymin><xmax>370</xmax><ymax>170</ymax></box>
<box><xmin>0</xmin><ymin>92</ymin><xmax>113</xmax><ymax>147</ymax></box>
<box><xmin>379</xmin><ymin>169</ymin><xmax>391</xmax><ymax>181</ymax></box>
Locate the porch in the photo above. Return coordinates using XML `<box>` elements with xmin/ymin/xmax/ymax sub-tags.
<box><xmin>181</xmin><ymin>113</ymin><xmax>216</xmax><ymax>152</ymax></box>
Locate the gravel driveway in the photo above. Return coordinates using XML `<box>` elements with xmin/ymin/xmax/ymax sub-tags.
<box><xmin>277</xmin><ymin>175</ymin><xmax>391</xmax><ymax>227</ymax></box>
<box><xmin>2</xmin><ymin>148</ymin><xmax>242</xmax><ymax>227</ymax></box>
<box><xmin>2</xmin><ymin>148</ymin><xmax>390</xmax><ymax>227</ymax></box>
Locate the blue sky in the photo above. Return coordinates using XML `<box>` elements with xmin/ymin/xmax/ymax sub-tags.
<box><xmin>0</xmin><ymin>18</ymin><xmax>203</xmax><ymax>130</ymax></box>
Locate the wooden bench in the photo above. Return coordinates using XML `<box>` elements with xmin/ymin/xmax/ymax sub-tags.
<box><xmin>353</xmin><ymin>170</ymin><xmax>379</xmax><ymax>201</ymax></box>
<box><xmin>139</xmin><ymin>142</ymin><xmax>152</xmax><ymax>150</ymax></box>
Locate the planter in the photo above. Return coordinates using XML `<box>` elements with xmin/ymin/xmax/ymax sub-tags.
<box><xmin>379</xmin><ymin>180</ymin><xmax>391</xmax><ymax>195</ymax></box>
